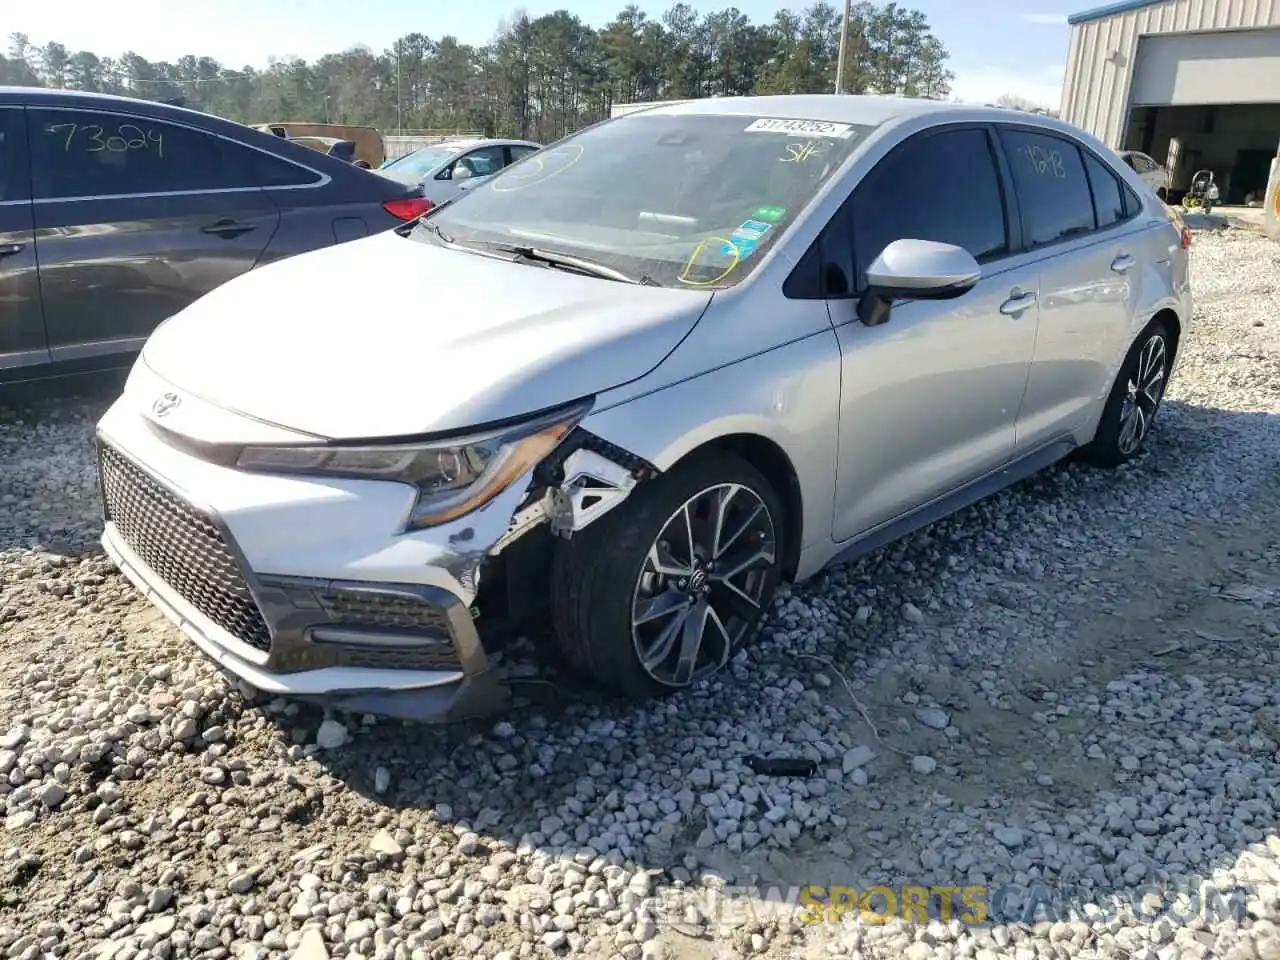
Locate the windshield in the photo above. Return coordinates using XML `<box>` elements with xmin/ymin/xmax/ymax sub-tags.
<box><xmin>422</xmin><ymin>113</ymin><xmax>871</xmax><ymax>288</ymax></box>
<box><xmin>381</xmin><ymin>146</ymin><xmax>459</xmax><ymax>182</ymax></box>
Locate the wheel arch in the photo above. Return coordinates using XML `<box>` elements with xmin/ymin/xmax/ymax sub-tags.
<box><xmin>1150</xmin><ymin>306</ymin><xmax>1181</xmax><ymax>364</ymax></box>
<box><xmin>662</xmin><ymin>432</ymin><xmax>805</xmax><ymax>582</ymax></box>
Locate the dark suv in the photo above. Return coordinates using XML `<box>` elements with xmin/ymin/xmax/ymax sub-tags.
<box><xmin>0</xmin><ymin>87</ymin><xmax>428</xmax><ymax>386</ymax></box>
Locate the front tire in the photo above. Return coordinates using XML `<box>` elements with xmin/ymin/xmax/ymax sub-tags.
<box><xmin>550</xmin><ymin>452</ymin><xmax>784</xmax><ymax>700</ymax></box>
<box><xmin>1081</xmin><ymin>319</ymin><xmax>1171</xmax><ymax>467</ymax></box>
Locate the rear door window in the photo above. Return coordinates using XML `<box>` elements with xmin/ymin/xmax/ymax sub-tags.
<box><xmin>1082</xmin><ymin>150</ymin><xmax>1128</xmax><ymax>229</ymax></box>
<box><xmin>246</xmin><ymin>145</ymin><xmax>324</xmax><ymax>187</ymax></box>
<box><xmin>849</xmin><ymin>126</ymin><xmax>1009</xmax><ymax>288</ymax></box>
<box><xmin>29</xmin><ymin>108</ymin><xmax>264</xmax><ymax>199</ymax></box>
<box><xmin>508</xmin><ymin>145</ymin><xmax>538</xmax><ymax>164</ymax></box>
<box><xmin>453</xmin><ymin>146</ymin><xmax>505</xmax><ymax>178</ymax></box>
<box><xmin>0</xmin><ymin>109</ymin><xmax>20</xmax><ymax>201</ymax></box>
<box><xmin>998</xmin><ymin>128</ymin><xmax>1095</xmax><ymax>249</ymax></box>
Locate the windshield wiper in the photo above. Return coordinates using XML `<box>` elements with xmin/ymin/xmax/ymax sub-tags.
<box><xmin>488</xmin><ymin>244</ymin><xmax>660</xmax><ymax>286</ymax></box>
<box><xmin>411</xmin><ymin>219</ymin><xmax>455</xmax><ymax>244</ymax></box>
<box><xmin>409</xmin><ymin>230</ymin><xmax>660</xmax><ymax>286</ymax></box>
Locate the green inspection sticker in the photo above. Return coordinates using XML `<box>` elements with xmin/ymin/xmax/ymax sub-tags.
<box><xmin>752</xmin><ymin>205</ymin><xmax>787</xmax><ymax>223</ymax></box>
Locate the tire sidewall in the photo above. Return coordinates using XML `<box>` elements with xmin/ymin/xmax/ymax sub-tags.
<box><xmin>1090</xmin><ymin>320</ymin><xmax>1172</xmax><ymax>465</ymax></box>
<box><xmin>554</xmin><ymin>453</ymin><xmax>785</xmax><ymax>699</ymax></box>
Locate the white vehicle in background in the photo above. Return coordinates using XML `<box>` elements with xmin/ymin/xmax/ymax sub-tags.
<box><xmin>376</xmin><ymin>138</ymin><xmax>542</xmax><ymax>209</ymax></box>
<box><xmin>1119</xmin><ymin>150</ymin><xmax>1171</xmax><ymax>201</ymax></box>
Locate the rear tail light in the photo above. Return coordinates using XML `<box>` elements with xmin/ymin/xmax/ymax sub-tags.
<box><xmin>1180</xmin><ymin>226</ymin><xmax>1193</xmax><ymax>249</ymax></box>
<box><xmin>383</xmin><ymin>197</ymin><xmax>433</xmax><ymax>221</ymax></box>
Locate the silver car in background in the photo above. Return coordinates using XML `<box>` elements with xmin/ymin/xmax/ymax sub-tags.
<box><xmin>95</xmin><ymin>95</ymin><xmax>1192</xmax><ymax>721</ymax></box>
<box><xmin>377</xmin><ymin>137</ymin><xmax>542</xmax><ymax>207</ymax></box>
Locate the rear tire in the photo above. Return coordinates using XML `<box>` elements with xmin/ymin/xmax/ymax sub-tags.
<box><xmin>549</xmin><ymin>452</ymin><xmax>784</xmax><ymax>701</ymax></box>
<box><xmin>1080</xmin><ymin>319</ymin><xmax>1172</xmax><ymax>468</ymax></box>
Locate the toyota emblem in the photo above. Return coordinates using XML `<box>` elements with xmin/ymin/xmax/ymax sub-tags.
<box><xmin>152</xmin><ymin>392</ymin><xmax>181</xmax><ymax>417</ymax></box>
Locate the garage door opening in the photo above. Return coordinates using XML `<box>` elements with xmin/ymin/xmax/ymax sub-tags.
<box><xmin>1124</xmin><ymin>104</ymin><xmax>1280</xmax><ymax>205</ymax></box>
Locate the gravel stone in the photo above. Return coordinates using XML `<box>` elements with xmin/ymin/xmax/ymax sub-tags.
<box><xmin>315</xmin><ymin>719</ymin><xmax>348</xmax><ymax>749</ymax></box>
<box><xmin>911</xmin><ymin>755</ymin><xmax>937</xmax><ymax>774</ymax></box>
<box><xmin>914</xmin><ymin>707</ymin><xmax>950</xmax><ymax>730</ymax></box>
<box><xmin>994</xmin><ymin>826</ymin><xmax>1025</xmax><ymax>848</ymax></box>
<box><xmin>842</xmin><ymin>745</ymin><xmax>876</xmax><ymax>772</ymax></box>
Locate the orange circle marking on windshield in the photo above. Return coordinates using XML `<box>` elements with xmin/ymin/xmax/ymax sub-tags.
<box><xmin>678</xmin><ymin>237</ymin><xmax>740</xmax><ymax>286</ymax></box>
<box><xmin>492</xmin><ymin>144</ymin><xmax>585</xmax><ymax>192</ymax></box>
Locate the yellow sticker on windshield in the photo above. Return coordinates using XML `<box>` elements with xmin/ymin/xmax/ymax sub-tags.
<box><xmin>679</xmin><ymin>237</ymin><xmax>740</xmax><ymax>286</ymax></box>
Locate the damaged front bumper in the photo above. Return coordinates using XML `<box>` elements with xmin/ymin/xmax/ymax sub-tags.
<box><xmin>95</xmin><ymin>396</ymin><xmax>653</xmax><ymax>722</ymax></box>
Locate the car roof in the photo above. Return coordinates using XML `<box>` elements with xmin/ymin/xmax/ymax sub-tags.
<box><xmin>0</xmin><ymin>85</ymin><xmax>213</xmax><ymax>118</ymax></box>
<box><xmin>0</xmin><ymin>85</ymin><xmax>282</xmax><ymax>142</ymax></box>
<box><xmin>624</xmin><ymin>95</ymin><xmax>1116</xmax><ymax>153</ymax></box>
<box><xmin>625</xmin><ymin>94</ymin><xmax>1078</xmax><ymax>129</ymax></box>
<box><xmin>435</xmin><ymin>137</ymin><xmax>539</xmax><ymax>150</ymax></box>
<box><xmin>631</xmin><ymin>94</ymin><xmax>964</xmax><ymax>125</ymax></box>
<box><xmin>0</xmin><ymin>85</ymin><xmax>413</xmax><ymax>188</ymax></box>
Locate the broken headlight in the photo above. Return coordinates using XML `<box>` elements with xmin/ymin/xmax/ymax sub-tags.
<box><xmin>235</xmin><ymin>399</ymin><xmax>591</xmax><ymax>529</ymax></box>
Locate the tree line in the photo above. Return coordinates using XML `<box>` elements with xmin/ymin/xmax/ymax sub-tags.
<box><xmin>1</xmin><ymin>1</ymin><xmax>954</xmax><ymax>143</ymax></box>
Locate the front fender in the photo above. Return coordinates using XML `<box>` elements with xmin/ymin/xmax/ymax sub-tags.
<box><xmin>580</xmin><ymin>328</ymin><xmax>843</xmax><ymax>560</ymax></box>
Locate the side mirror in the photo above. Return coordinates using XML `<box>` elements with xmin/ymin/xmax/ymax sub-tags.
<box><xmin>858</xmin><ymin>239</ymin><xmax>982</xmax><ymax>327</ymax></box>
<box><xmin>451</xmin><ymin>165</ymin><xmax>474</xmax><ymax>181</ymax></box>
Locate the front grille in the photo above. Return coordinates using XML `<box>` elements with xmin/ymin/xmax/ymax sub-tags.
<box><xmin>313</xmin><ymin>588</ymin><xmax>460</xmax><ymax>669</ymax></box>
<box><xmin>341</xmin><ymin>646</ymin><xmax>461</xmax><ymax>670</ymax></box>
<box><xmin>99</xmin><ymin>443</ymin><xmax>272</xmax><ymax>653</ymax></box>
<box><xmin>315</xmin><ymin>588</ymin><xmax>453</xmax><ymax>634</ymax></box>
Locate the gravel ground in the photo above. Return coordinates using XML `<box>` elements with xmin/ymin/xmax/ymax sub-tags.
<box><xmin>1</xmin><ymin>227</ymin><xmax>1279</xmax><ymax>960</ymax></box>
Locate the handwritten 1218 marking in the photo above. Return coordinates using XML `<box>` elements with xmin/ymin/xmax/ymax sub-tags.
<box><xmin>49</xmin><ymin>123</ymin><xmax>165</xmax><ymax>158</ymax></box>
<box><xmin>1023</xmin><ymin>144</ymin><xmax>1065</xmax><ymax>179</ymax></box>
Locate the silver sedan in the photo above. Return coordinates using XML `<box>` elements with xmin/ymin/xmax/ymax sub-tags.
<box><xmin>96</xmin><ymin>95</ymin><xmax>1192</xmax><ymax>719</ymax></box>
<box><xmin>376</xmin><ymin>137</ymin><xmax>542</xmax><ymax>207</ymax></box>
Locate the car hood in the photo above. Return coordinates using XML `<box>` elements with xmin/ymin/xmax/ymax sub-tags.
<box><xmin>140</xmin><ymin>230</ymin><xmax>712</xmax><ymax>440</ymax></box>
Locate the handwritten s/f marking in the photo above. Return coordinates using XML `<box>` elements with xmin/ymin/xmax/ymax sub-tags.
<box><xmin>781</xmin><ymin>140</ymin><xmax>827</xmax><ymax>163</ymax></box>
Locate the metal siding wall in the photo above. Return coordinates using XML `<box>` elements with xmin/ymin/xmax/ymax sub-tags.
<box><xmin>1061</xmin><ymin>0</ymin><xmax>1280</xmax><ymax>146</ymax></box>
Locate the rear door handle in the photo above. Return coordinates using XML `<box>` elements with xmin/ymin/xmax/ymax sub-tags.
<box><xmin>999</xmin><ymin>290</ymin><xmax>1037</xmax><ymax>316</ymax></box>
<box><xmin>1111</xmin><ymin>253</ymin><xmax>1136</xmax><ymax>273</ymax></box>
<box><xmin>202</xmin><ymin>219</ymin><xmax>257</xmax><ymax>238</ymax></box>
<box><xmin>0</xmin><ymin>243</ymin><xmax>26</xmax><ymax>258</ymax></box>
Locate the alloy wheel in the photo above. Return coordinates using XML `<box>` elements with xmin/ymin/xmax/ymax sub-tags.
<box><xmin>1117</xmin><ymin>332</ymin><xmax>1168</xmax><ymax>456</ymax></box>
<box><xmin>630</xmin><ymin>483</ymin><xmax>777</xmax><ymax>687</ymax></box>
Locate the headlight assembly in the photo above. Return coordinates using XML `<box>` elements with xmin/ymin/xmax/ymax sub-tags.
<box><xmin>235</xmin><ymin>399</ymin><xmax>591</xmax><ymax>529</ymax></box>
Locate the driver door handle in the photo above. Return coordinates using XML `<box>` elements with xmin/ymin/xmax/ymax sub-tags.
<box><xmin>1111</xmin><ymin>253</ymin><xmax>1136</xmax><ymax>273</ymax></box>
<box><xmin>202</xmin><ymin>219</ymin><xmax>257</xmax><ymax>238</ymax></box>
<box><xmin>0</xmin><ymin>242</ymin><xmax>26</xmax><ymax>258</ymax></box>
<box><xmin>999</xmin><ymin>289</ymin><xmax>1037</xmax><ymax>316</ymax></box>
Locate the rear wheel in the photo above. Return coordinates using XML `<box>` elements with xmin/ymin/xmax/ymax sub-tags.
<box><xmin>1081</xmin><ymin>319</ymin><xmax>1171</xmax><ymax>467</ymax></box>
<box><xmin>550</xmin><ymin>453</ymin><xmax>784</xmax><ymax>700</ymax></box>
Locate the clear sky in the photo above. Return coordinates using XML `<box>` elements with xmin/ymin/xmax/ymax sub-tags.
<box><xmin>8</xmin><ymin>0</ymin><xmax>1076</xmax><ymax>109</ymax></box>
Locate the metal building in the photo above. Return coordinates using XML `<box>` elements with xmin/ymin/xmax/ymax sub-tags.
<box><xmin>1060</xmin><ymin>0</ymin><xmax>1280</xmax><ymax>205</ymax></box>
